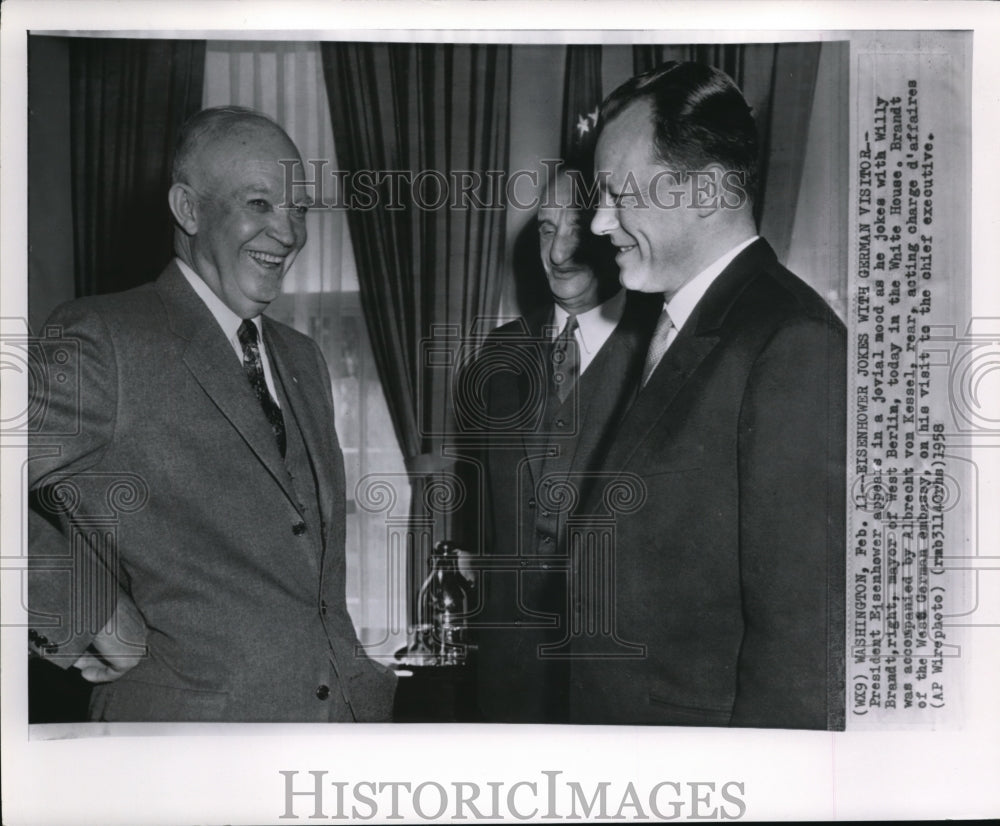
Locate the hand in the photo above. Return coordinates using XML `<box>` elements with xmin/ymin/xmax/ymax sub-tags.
<box><xmin>72</xmin><ymin>594</ymin><xmax>148</xmax><ymax>683</ymax></box>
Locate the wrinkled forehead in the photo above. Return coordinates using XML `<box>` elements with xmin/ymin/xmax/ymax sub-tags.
<box><xmin>197</xmin><ymin>125</ymin><xmax>303</xmax><ymax>191</ymax></box>
<box><xmin>538</xmin><ymin>173</ymin><xmax>591</xmax><ymax>221</ymax></box>
<box><xmin>538</xmin><ymin>203</ymin><xmax>588</xmax><ymax>228</ymax></box>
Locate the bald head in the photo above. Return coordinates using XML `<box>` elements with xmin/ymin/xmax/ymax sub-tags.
<box><xmin>172</xmin><ymin>106</ymin><xmax>295</xmax><ymax>185</ymax></box>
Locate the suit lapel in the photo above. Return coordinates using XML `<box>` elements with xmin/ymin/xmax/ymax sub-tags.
<box><xmin>603</xmin><ymin>329</ymin><xmax>720</xmax><ymax>473</ymax></box>
<box><xmin>264</xmin><ymin>322</ymin><xmax>336</xmax><ymax>529</ymax></box>
<box><xmin>155</xmin><ymin>263</ymin><xmax>300</xmax><ymax>508</ymax></box>
<box><xmin>602</xmin><ymin>241</ymin><xmax>774</xmax><ymax>475</ymax></box>
<box><xmin>518</xmin><ymin>308</ymin><xmax>554</xmax><ymax>494</ymax></box>
<box><xmin>567</xmin><ymin>327</ymin><xmax>629</xmax><ymax>478</ymax></box>
<box><xmin>566</xmin><ymin>294</ymin><xmax>659</xmax><ymax>479</ymax></box>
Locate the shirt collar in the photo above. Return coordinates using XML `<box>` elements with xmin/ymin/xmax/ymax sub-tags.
<box><xmin>176</xmin><ymin>258</ymin><xmax>263</xmax><ymax>343</ymax></box>
<box><xmin>551</xmin><ymin>288</ymin><xmax>626</xmax><ymax>354</ymax></box>
<box><xmin>664</xmin><ymin>235</ymin><xmax>759</xmax><ymax>331</ymax></box>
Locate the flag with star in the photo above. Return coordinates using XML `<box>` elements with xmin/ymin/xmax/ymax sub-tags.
<box><xmin>560</xmin><ymin>45</ymin><xmax>603</xmax><ymax>174</ymax></box>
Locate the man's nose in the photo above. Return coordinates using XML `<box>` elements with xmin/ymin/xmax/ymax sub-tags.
<box><xmin>268</xmin><ymin>208</ymin><xmax>299</xmax><ymax>247</ymax></box>
<box><xmin>591</xmin><ymin>200</ymin><xmax>618</xmax><ymax>236</ymax></box>
<box><xmin>549</xmin><ymin>230</ymin><xmax>579</xmax><ymax>266</ymax></box>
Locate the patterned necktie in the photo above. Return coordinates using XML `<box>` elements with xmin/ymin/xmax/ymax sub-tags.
<box><xmin>551</xmin><ymin>315</ymin><xmax>579</xmax><ymax>404</ymax></box>
<box><xmin>641</xmin><ymin>306</ymin><xmax>675</xmax><ymax>386</ymax></box>
<box><xmin>237</xmin><ymin>319</ymin><xmax>286</xmax><ymax>457</ymax></box>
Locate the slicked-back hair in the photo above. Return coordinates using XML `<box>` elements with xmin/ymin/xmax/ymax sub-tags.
<box><xmin>171</xmin><ymin>105</ymin><xmax>289</xmax><ymax>186</ymax></box>
<box><xmin>597</xmin><ymin>61</ymin><xmax>760</xmax><ymax>203</ymax></box>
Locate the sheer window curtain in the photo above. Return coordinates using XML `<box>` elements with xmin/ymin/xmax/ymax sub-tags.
<box><xmin>203</xmin><ymin>41</ymin><xmax>409</xmax><ymax>653</ymax></box>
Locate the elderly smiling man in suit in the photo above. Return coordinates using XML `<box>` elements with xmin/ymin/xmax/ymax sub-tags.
<box><xmin>28</xmin><ymin>106</ymin><xmax>396</xmax><ymax>722</ymax></box>
<box><xmin>568</xmin><ymin>62</ymin><xmax>847</xmax><ymax>730</ymax></box>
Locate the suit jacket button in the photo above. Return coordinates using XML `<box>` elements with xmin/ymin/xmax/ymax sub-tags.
<box><xmin>527</xmin><ymin>498</ymin><xmax>536</xmax><ymax>509</ymax></box>
<box><xmin>292</xmin><ymin>521</ymin><xmax>307</xmax><ymax>535</ymax></box>
<box><xmin>315</xmin><ymin>684</ymin><xmax>330</xmax><ymax>700</ymax></box>
<box><xmin>320</xmin><ymin>600</ymin><xmax>328</xmax><ymax>615</ymax></box>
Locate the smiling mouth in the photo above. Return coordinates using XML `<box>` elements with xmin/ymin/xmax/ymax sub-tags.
<box><xmin>247</xmin><ymin>250</ymin><xmax>286</xmax><ymax>268</ymax></box>
<box><xmin>615</xmin><ymin>244</ymin><xmax>637</xmax><ymax>256</ymax></box>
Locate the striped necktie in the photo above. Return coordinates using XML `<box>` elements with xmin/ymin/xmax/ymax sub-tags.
<box><xmin>641</xmin><ymin>306</ymin><xmax>675</xmax><ymax>386</ymax></box>
<box><xmin>237</xmin><ymin>319</ymin><xmax>287</xmax><ymax>457</ymax></box>
<box><xmin>551</xmin><ymin>315</ymin><xmax>579</xmax><ymax>404</ymax></box>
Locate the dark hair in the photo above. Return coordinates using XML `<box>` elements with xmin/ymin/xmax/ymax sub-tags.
<box><xmin>597</xmin><ymin>61</ymin><xmax>759</xmax><ymax>202</ymax></box>
<box><xmin>171</xmin><ymin>105</ymin><xmax>290</xmax><ymax>186</ymax></box>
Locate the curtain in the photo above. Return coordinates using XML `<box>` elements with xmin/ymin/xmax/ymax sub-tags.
<box><xmin>31</xmin><ymin>36</ymin><xmax>204</xmax><ymax>724</ymax></box>
<box><xmin>321</xmin><ymin>43</ymin><xmax>511</xmax><ymax>468</ymax></box>
<box><xmin>321</xmin><ymin>42</ymin><xmax>511</xmax><ymax>623</ymax></box>
<box><xmin>202</xmin><ymin>41</ymin><xmax>409</xmax><ymax>650</ymax></box>
<box><xmin>632</xmin><ymin>44</ymin><xmax>822</xmax><ymax>262</ymax></box>
<box><xmin>785</xmin><ymin>42</ymin><xmax>849</xmax><ymax>321</ymax></box>
<box><xmin>69</xmin><ymin>38</ymin><xmax>205</xmax><ymax>297</ymax></box>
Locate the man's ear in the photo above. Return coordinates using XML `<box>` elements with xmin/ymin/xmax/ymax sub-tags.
<box><xmin>690</xmin><ymin>164</ymin><xmax>726</xmax><ymax>218</ymax></box>
<box><xmin>168</xmin><ymin>183</ymin><xmax>199</xmax><ymax>236</ymax></box>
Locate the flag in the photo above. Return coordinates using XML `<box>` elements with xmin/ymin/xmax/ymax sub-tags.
<box><xmin>560</xmin><ymin>45</ymin><xmax>603</xmax><ymax>172</ymax></box>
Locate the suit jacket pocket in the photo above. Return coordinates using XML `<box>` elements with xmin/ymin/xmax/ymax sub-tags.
<box><xmin>91</xmin><ymin>677</ymin><xmax>231</xmax><ymax>722</ymax></box>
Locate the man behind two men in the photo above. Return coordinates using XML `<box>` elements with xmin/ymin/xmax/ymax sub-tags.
<box><xmin>471</xmin><ymin>61</ymin><xmax>846</xmax><ymax>730</ymax></box>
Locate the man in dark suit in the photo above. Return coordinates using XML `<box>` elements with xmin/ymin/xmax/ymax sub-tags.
<box><xmin>566</xmin><ymin>62</ymin><xmax>846</xmax><ymax>729</ymax></box>
<box><xmin>28</xmin><ymin>106</ymin><xmax>396</xmax><ymax>721</ymax></box>
<box><xmin>465</xmin><ymin>166</ymin><xmax>660</xmax><ymax>722</ymax></box>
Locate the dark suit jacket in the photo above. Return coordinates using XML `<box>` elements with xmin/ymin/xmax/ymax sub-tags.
<box><xmin>463</xmin><ymin>291</ymin><xmax>661</xmax><ymax>722</ymax></box>
<box><xmin>28</xmin><ymin>262</ymin><xmax>396</xmax><ymax>722</ymax></box>
<box><xmin>563</xmin><ymin>239</ymin><xmax>846</xmax><ymax>730</ymax></box>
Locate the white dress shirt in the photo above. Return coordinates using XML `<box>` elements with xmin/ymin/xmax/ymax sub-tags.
<box><xmin>176</xmin><ymin>258</ymin><xmax>281</xmax><ymax>405</ymax></box>
<box><xmin>550</xmin><ymin>287</ymin><xmax>627</xmax><ymax>375</ymax></box>
<box><xmin>660</xmin><ymin>235</ymin><xmax>760</xmax><ymax>351</ymax></box>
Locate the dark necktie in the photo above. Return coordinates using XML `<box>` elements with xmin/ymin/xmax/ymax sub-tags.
<box><xmin>237</xmin><ymin>319</ymin><xmax>286</xmax><ymax>457</ymax></box>
<box><xmin>551</xmin><ymin>315</ymin><xmax>579</xmax><ymax>404</ymax></box>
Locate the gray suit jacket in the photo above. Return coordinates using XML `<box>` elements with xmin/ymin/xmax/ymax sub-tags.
<box><xmin>28</xmin><ymin>262</ymin><xmax>396</xmax><ymax>722</ymax></box>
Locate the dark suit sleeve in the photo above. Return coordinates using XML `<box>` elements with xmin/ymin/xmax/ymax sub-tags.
<box><xmin>733</xmin><ymin>315</ymin><xmax>847</xmax><ymax>729</ymax></box>
<box><xmin>28</xmin><ymin>302</ymin><xmax>122</xmax><ymax>665</ymax></box>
